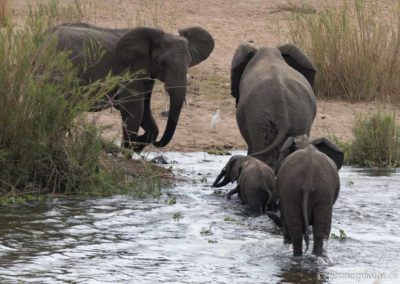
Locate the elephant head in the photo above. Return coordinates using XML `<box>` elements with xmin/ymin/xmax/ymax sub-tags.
<box><xmin>278</xmin><ymin>135</ymin><xmax>344</xmax><ymax>170</ymax></box>
<box><xmin>212</xmin><ymin>155</ymin><xmax>247</xmax><ymax>188</ymax></box>
<box><xmin>116</xmin><ymin>26</ymin><xmax>215</xmax><ymax>147</ymax></box>
<box><xmin>230</xmin><ymin>43</ymin><xmax>316</xmax><ymax>107</ymax></box>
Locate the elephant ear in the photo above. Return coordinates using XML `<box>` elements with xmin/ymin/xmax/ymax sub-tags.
<box><xmin>231</xmin><ymin>43</ymin><xmax>257</xmax><ymax>105</ymax></box>
<box><xmin>278</xmin><ymin>44</ymin><xmax>316</xmax><ymax>87</ymax></box>
<box><xmin>116</xmin><ymin>27</ymin><xmax>164</xmax><ymax>72</ymax></box>
<box><xmin>311</xmin><ymin>137</ymin><xmax>344</xmax><ymax>170</ymax></box>
<box><xmin>179</xmin><ymin>27</ymin><xmax>215</xmax><ymax>67</ymax></box>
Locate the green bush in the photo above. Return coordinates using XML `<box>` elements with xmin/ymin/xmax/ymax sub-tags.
<box><xmin>348</xmin><ymin>111</ymin><xmax>400</xmax><ymax>167</ymax></box>
<box><xmin>0</xmin><ymin>1</ymin><xmax>164</xmax><ymax>197</ymax></box>
<box><xmin>288</xmin><ymin>0</ymin><xmax>400</xmax><ymax>102</ymax></box>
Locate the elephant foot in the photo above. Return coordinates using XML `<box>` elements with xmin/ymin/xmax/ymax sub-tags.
<box><xmin>122</xmin><ymin>136</ymin><xmax>150</xmax><ymax>153</ymax></box>
<box><xmin>132</xmin><ymin>143</ymin><xmax>147</xmax><ymax>153</ymax></box>
<box><xmin>292</xmin><ymin>238</ymin><xmax>303</xmax><ymax>257</ymax></box>
<box><xmin>312</xmin><ymin>237</ymin><xmax>326</xmax><ymax>257</ymax></box>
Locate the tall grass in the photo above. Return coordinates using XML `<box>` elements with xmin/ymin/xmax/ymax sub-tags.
<box><xmin>288</xmin><ymin>0</ymin><xmax>400</xmax><ymax>102</ymax></box>
<box><xmin>0</xmin><ymin>0</ymin><xmax>8</xmax><ymax>26</ymax></box>
<box><xmin>348</xmin><ymin>111</ymin><xmax>400</xmax><ymax>167</ymax></box>
<box><xmin>134</xmin><ymin>0</ymin><xmax>176</xmax><ymax>31</ymax></box>
<box><xmin>0</xmin><ymin>1</ymin><xmax>166</xmax><ymax>197</ymax></box>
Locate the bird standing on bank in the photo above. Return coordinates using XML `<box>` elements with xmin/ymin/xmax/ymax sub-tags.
<box><xmin>210</xmin><ymin>108</ymin><xmax>220</xmax><ymax>132</ymax></box>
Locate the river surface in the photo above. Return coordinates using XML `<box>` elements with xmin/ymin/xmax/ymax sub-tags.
<box><xmin>0</xmin><ymin>151</ymin><xmax>399</xmax><ymax>283</ymax></box>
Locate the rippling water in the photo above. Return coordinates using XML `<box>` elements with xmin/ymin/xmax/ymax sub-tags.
<box><xmin>0</xmin><ymin>151</ymin><xmax>399</xmax><ymax>283</ymax></box>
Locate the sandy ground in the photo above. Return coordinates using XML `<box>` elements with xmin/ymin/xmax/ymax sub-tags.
<box><xmin>10</xmin><ymin>0</ymin><xmax>400</xmax><ymax>152</ymax></box>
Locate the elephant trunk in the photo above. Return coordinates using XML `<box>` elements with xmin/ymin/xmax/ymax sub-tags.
<box><xmin>212</xmin><ymin>169</ymin><xmax>231</xmax><ymax>188</ymax></box>
<box><xmin>153</xmin><ymin>73</ymin><xmax>187</xmax><ymax>148</ymax></box>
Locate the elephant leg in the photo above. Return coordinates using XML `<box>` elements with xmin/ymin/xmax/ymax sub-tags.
<box><xmin>118</xmin><ymin>83</ymin><xmax>146</xmax><ymax>150</ymax></box>
<box><xmin>283</xmin><ymin>220</ymin><xmax>292</xmax><ymax>244</ymax></box>
<box><xmin>281</xmin><ymin>208</ymin><xmax>291</xmax><ymax>243</ymax></box>
<box><xmin>311</xmin><ymin>203</ymin><xmax>333</xmax><ymax>257</ymax></box>
<box><xmin>226</xmin><ymin>186</ymin><xmax>240</xmax><ymax>200</ymax></box>
<box><xmin>312</xmin><ymin>236</ymin><xmax>325</xmax><ymax>257</ymax></box>
<box><xmin>267</xmin><ymin>211</ymin><xmax>283</xmax><ymax>227</ymax></box>
<box><xmin>250</xmin><ymin>189</ymin><xmax>270</xmax><ymax>214</ymax></box>
<box><xmin>267</xmin><ymin>200</ymin><xmax>279</xmax><ymax>212</ymax></box>
<box><xmin>283</xmin><ymin>230</ymin><xmax>291</xmax><ymax>244</ymax></box>
<box><xmin>120</xmin><ymin>102</ymin><xmax>144</xmax><ymax>149</ymax></box>
<box><xmin>284</xmin><ymin>200</ymin><xmax>303</xmax><ymax>256</ymax></box>
<box><xmin>136</xmin><ymin>80</ymin><xmax>158</xmax><ymax>149</ymax></box>
<box><xmin>247</xmin><ymin>197</ymin><xmax>263</xmax><ymax>216</ymax></box>
<box><xmin>292</xmin><ymin>236</ymin><xmax>303</xmax><ymax>257</ymax></box>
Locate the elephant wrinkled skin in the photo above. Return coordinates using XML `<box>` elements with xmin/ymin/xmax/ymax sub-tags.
<box><xmin>269</xmin><ymin>135</ymin><xmax>343</xmax><ymax>257</ymax></box>
<box><xmin>50</xmin><ymin>23</ymin><xmax>214</xmax><ymax>151</ymax></box>
<box><xmin>231</xmin><ymin>43</ymin><xmax>317</xmax><ymax>169</ymax></box>
<box><xmin>212</xmin><ymin>155</ymin><xmax>276</xmax><ymax>215</ymax></box>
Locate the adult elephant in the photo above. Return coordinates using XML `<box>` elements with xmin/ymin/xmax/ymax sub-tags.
<box><xmin>230</xmin><ymin>43</ymin><xmax>317</xmax><ymax>169</ymax></box>
<box><xmin>51</xmin><ymin>23</ymin><xmax>214</xmax><ymax>151</ymax></box>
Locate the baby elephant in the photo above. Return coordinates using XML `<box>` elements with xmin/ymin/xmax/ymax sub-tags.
<box><xmin>212</xmin><ymin>155</ymin><xmax>275</xmax><ymax>215</ymax></box>
<box><xmin>271</xmin><ymin>135</ymin><xmax>344</xmax><ymax>257</ymax></box>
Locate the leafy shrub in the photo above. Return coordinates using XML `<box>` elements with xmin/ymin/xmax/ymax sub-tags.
<box><xmin>288</xmin><ymin>0</ymin><xmax>400</xmax><ymax>102</ymax></box>
<box><xmin>348</xmin><ymin>111</ymin><xmax>400</xmax><ymax>167</ymax></box>
<box><xmin>0</xmin><ymin>1</ymin><xmax>165</xmax><ymax>197</ymax></box>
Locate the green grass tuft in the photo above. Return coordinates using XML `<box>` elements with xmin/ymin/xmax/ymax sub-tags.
<box><xmin>348</xmin><ymin>111</ymin><xmax>400</xmax><ymax>167</ymax></box>
<box><xmin>207</xmin><ymin>149</ymin><xmax>232</xmax><ymax>156</ymax></box>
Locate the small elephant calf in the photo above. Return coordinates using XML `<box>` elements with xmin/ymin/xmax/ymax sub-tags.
<box><xmin>212</xmin><ymin>155</ymin><xmax>275</xmax><ymax>215</ymax></box>
<box><xmin>269</xmin><ymin>135</ymin><xmax>344</xmax><ymax>257</ymax></box>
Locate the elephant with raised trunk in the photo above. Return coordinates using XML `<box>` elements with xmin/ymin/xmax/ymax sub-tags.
<box><xmin>50</xmin><ymin>23</ymin><xmax>214</xmax><ymax>151</ymax></box>
<box><xmin>269</xmin><ymin>135</ymin><xmax>343</xmax><ymax>257</ymax></box>
<box><xmin>212</xmin><ymin>155</ymin><xmax>276</xmax><ymax>215</ymax></box>
<box><xmin>231</xmin><ymin>43</ymin><xmax>317</xmax><ymax>169</ymax></box>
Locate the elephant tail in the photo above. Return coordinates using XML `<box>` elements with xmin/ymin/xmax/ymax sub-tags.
<box><xmin>249</xmin><ymin>126</ymin><xmax>289</xmax><ymax>163</ymax></box>
<box><xmin>302</xmin><ymin>189</ymin><xmax>310</xmax><ymax>253</ymax></box>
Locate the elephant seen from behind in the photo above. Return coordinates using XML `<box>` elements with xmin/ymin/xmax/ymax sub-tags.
<box><xmin>269</xmin><ymin>135</ymin><xmax>344</xmax><ymax>257</ymax></box>
<box><xmin>231</xmin><ymin>43</ymin><xmax>317</xmax><ymax>170</ymax></box>
<box><xmin>212</xmin><ymin>155</ymin><xmax>276</xmax><ymax>215</ymax></box>
<box><xmin>50</xmin><ymin>23</ymin><xmax>215</xmax><ymax>152</ymax></box>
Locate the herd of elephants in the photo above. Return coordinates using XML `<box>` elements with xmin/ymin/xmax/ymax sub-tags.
<box><xmin>49</xmin><ymin>23</ymin><xmax>346</xmax><ymax>257</ymax></box>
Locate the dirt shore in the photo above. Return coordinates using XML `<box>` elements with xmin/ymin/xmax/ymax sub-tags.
<box><xmin>11</xmin><ymin>0</ymin><xmax>400</xmax><ymax>152</ymax></box>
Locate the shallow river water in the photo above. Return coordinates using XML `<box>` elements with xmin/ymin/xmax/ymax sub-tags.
<box><xmin>0</xmin><ymin>151</ymin><xmax>399</xmax><ymax>283</ymax></box>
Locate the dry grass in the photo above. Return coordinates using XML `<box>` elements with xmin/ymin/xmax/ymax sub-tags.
<box><xmin>272</xmin><ymin>2</ymin><xmax>317</xmax><ymax>15</ymax></box>
<box><xmin>288</xmin><ymin>0</ymin><xmax>400</xmax><ymax>102</ymax></box>
<box><xmin>0</xmin><ymin>0</ymin><xmax>8</xmax><ymax>26</ymax></box>
<box><xmin>133</xmin><ymin>0</ymin><xmax>176</xmax><ymax>31</ymax></box>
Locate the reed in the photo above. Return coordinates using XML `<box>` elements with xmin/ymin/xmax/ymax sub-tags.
<box><xmin>288</xmin><ymin>0</ymin><xmax>400</xmax><ymax>102</ymax></box>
